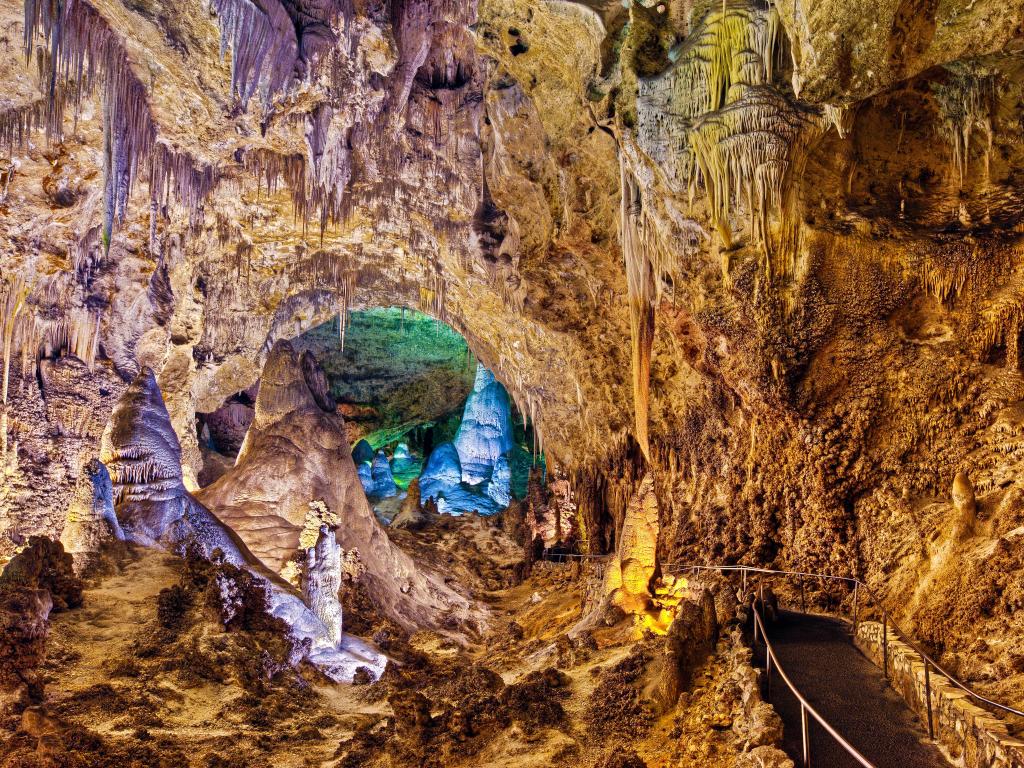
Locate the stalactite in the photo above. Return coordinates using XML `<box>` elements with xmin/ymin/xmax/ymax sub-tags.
<box><xmin>0</xmin><ymin>97</ymin><xmax>46</xmax><ymax>152</ymax></box>
<box><xmin>211</xmin><ymin>0</ymin><xmax>298</xmax><ymax>107</ymax></box>
<box><xmin>931</xmin><ymin>63</ymin><xmax>1001</xmax><ymax>189</ymax></box>
<box><xmin>243</xmin><ymin>147</ymin><xmax>308</xmax><ymax>218</ymax></box>
<box><xmin>25</xmin><ymin>0</ymin><xmax>219</xmax><ymax>248</ymax></box>
<box><xmin>663</xmin><ymin>1</ymin><xmax>782</xmax><ymax>120</ymax></box>
<box><xmin>823</xmin><ymin>104</ymin><xmax>853</xmax><ymax>138</ymax></box>
<box><xmin>0</xmin><ymin>276</ymin><xmax>30</xmax><ymax>461</ymax></box>
<box><xmin>620</xmin><ymin>158</ymin><xmax>669</xmax><ymax>461</ymax></box>
<box><xmin>687</xmin><ymin>86</ymin><xmax>818</xmax><ymax>277</ymax></box>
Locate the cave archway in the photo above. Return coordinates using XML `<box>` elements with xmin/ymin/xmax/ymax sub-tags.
<box><xmin>195</xmin><ymin>304</ymin><xmax>546</xmax><ymax>523</ymax></box>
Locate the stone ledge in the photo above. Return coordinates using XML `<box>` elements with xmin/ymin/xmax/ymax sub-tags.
<box><xmin>855</xmin><ymin>621</ymin><xmax>1024</xmax><ymax>768</ymax></box>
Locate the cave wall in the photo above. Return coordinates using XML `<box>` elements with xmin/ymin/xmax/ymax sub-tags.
<box><xmin>1</xmin><ymin>0</ymin><xmax>1024</xmax><ymax>703</ymax></box>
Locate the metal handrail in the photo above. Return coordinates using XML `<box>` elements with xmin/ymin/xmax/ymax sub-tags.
<box><xmin>666</xmin><ymin>563</ymin><xmax>1024</xmax><ymax>722</ymax></box>
<box><xmin>540</xmin><ymin>549</ymin><xmax>614</xmax><ymax>563</ymax></box>
<box><xmin>749</xmin><ymin>590</ymin><xmax>875</xmax><ymax>767</ymax></box>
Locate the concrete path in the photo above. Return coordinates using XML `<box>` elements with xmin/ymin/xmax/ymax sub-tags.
<box><xmin>754</xmin><ymin>610</ymin><xmax>951</xmax><ymax>768</ymax></box>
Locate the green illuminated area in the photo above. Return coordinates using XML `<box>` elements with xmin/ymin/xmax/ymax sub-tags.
<box><xmin>294</xmin><ymin>308</ymin><xmax>542</xmax><ymax>498</ymax></box>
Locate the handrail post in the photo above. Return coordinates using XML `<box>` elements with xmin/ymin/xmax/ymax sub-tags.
<box><xmin>852</xmin><ymin>582</ymin><xmax>860</xmax><ymax>637</ymax></box>
<box><xmin>742</xmin><ymin>566</ymin><xmax>747</xmax><ymax>597</ymax></box>
<box><xmin>801</xmin><ymin>702</ymin><xmax>811</xmax><ymax>767</ymax></box>
<box><xmin>883</xmin><ymin>610</ymin><xmax>889</xmax><ymax>681</ymax></box>
<box><xmin>765</xmin><ymin>650</ymin><xmax>772</xmax><ymax>701</ymax></box>
<box><xmin>800</xmin><ymin>575</ymin><xmax>806</xmax><ymax>613</ymax></box>
<box><xmin>924</xmin><ymin>660</ymin><xmax>934</xmax><ymax>740</ymax></box>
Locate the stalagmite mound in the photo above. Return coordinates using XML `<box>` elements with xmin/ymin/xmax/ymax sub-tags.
<box><xmin>199</xmin><ymin>340</ymin><xmax>479</xmax><ymax>631</ymax></box>
<box><xmin>98</xmin><ymin>366</ymin><xmax>384</xmax><ymax>681</ymax></box>
<box><xmin>603</xmin><ymin>473</ymin><xmax>660</xmax><ymax>615</ymax></box>
<box><xmin>59</xmin><ymin>458</ymin><xmax>124</xmax><ymax>574</ymax></box>
<box><xmin>453</xmin><ymin>365</ymin><xmax>515</xmax><ymax>484</ymax></box>
<box><xmin>369</xmin><ymin>449</ymin><xmax>399</xmax><ymax>499</ymax></box>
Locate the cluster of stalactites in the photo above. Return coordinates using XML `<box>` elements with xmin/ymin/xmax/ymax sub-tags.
<box><xmin>931</xmin><ymin>63</ymin><xmax>1002</xmax><ymax>189</ymax></box>
<box><xmin>687</xmin><ymin>86</ymin><xmax>815</xmax><ymax>277</ymax></box>
<box><xmin>636</xmin><ymin>0</ymin><xmax>822</xmax><ymax>277</ymax></box>
<box><xmin>0</xmin><ymin>96</ymin><xmax>46</xmax><ymax>155</ymax></box>
<box><xmin>667</xmin><ymin>0</ymin><xmax>783</xmax><ymax>119</ymax></box>
<box><xmin>212</xmin><ymin>0</ymin><xmax>300</xmax><ymax>108</ymax></box>
<box><xmin>24</xmin><ymin>0</ymin><xmax>219</xmax><ymax>255</ymax></box>
<box><xmin>1</xmin><ymin>276</ymin><xmax>102</xmax><ymax>374</ymax></box>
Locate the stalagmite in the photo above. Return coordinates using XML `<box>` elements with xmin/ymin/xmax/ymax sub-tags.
<box><xmin>453</xmin><ymin>364</ymin><xmax>514</xmax><ymax>484</ymax></box>
<box><xmin>304</xmin><ymin>523</ymin><xmax>343</xmax><ymax>646</ymax></box>
<box><xmin>197</xmin><ymin>341</ymin><xmax>478</xmax><ymax>630</ymax></box>
<box><xmin>98</xmin><ymin>366</ymin><xmax>384</xmax><ymax>682</ymax></box>
<box><xmin>951</xmin><ymin>471</ymin><xmax>977</xmax><ymax>540</ymax></box>
<box><xmin>604</xmin><ymin>472</ymin><xmax>660</xmax><ymax>615</ymax></box>
<box><xmin>59</xmin><ymin>458</ymin><xmax>124</xmax><ymax>574</ymax></box>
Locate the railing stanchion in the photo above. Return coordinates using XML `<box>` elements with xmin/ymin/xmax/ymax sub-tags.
<box><xmin>742</xmin><ymin>566</ymin><xmax>747</xmax><ymax>597</ymax></box>
<box><xmin>765</xmin><ymin>650</ymin><xmax>772</xmax><ymax>701</ymax></box>
<box><xmin>924</xmin><ymin>660</ymin><xmax>934</xmax><ymax>740</ymax></box>
<box><xmin>852</xmin><ymin>582</ymin><xmax>860</xmax><ymax>637</ymax></box>
<box><xmin>800</xmin><ymin>575</ymin><xmax>806</xmax><ymax>613</ymax></box>
<box><xmin>753</xmin><ymin>600</ymin><xmax>760</xmax><ymax>647</ymax></box>
<box><xmin>882</xmin><ymin>610</ymin><xmax>889</xmax><ymax>681</ymax></box>
<box><xmin>801</xmin><ymin>702</ymin><xmax>811</xmax><ymax>767</ymax></box>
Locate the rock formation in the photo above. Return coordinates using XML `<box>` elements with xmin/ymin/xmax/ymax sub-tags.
<box><xmin>0</xmin><ymin>0</ymin><xmax>1023</xmax><ymax>728</ymax></box>
<box><xmin>951</xmin><ymin>471</ymin><xmax>977</xmax><ymax>540</ymax></box>
<box><xmin>304</xmin><ymin>524</ymin><xmax>343</xmax><ymax>647</ymax></box>
<box><xmin>420</xmin><ymin>443</ymin><xmax>464</xmax><ymax>505</ymax></box>
<box><xmin>603</xmin><ymin>473</ymin><xmax>660</xmax><ymax>615</ymax></box>
<box><xmin>352</xmin><ymin>439</ymin><xmax>375</xmax><ymax>466</ymax></box>
<box><xmin>391</xmin><ymin>442</ymin><xmax>418</xmax><ymax>481</ymax></box>
<box><xmin>0</xmin><ymin>537</ymin><xmax>81</xmax><ymax>699</ymax></box>
<box><xmin>59</xmin><ymin>458</ymin><xmax>124</xmax><ymax>574</ymax></box>
<box><xmin>99</xmin><ymin>365</ymin><xmax>384</xmax><ymax>681</ymax></box>
<box><xmin>392</xmin><ymin>479</ymin><xmax>428</xmax><ymax>531</ymax></box>
<box><xmin>453</xmin><ymin>365</ymin><xmax>515</xmax><ymax>485</ymax></box>
<box><xmin>486</xmin><ymin>455</ymin><xmax>512</xmax><ymax>508</ymax></box>
<box><xmin>416</xmin><ymin>364</ymin><xmax>517</xmax><ymax>516</ymax></box>
<box><xmin>199</xmin><ymin>341</ymin><xmax>478</xmax><ymax>630</ymax></box>
<box><xmin>368</xmin><ymin>449</ymin><xmax>399</xmax><ymax>499</ymax></box>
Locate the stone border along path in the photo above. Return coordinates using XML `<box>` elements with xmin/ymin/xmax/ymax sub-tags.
<box><xmin>754</xmin><ymin>610</ymin><xmax>953</xmax><ymax>768</ymax></box>
<box><xmin>856</xmin><ymin>621</ymin><xmax>1024</xmax><ymax>768</ymax></box>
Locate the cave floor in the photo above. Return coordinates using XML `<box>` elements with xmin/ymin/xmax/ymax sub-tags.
<box><xmin>6</xmin><ymin>528</ymin><xmax>761</xmax><ymax>767</ymax></box>
<box><xmin>758</xmin><ymin>611</ymin><xmax>952</xmax><ymax>768</ymax></box>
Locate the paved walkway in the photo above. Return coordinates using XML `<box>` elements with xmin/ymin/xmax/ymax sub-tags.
<box><xmin>754</xmin><ymin>610</ymin><xmax>951</xmax><ymax>768</ymax></box>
